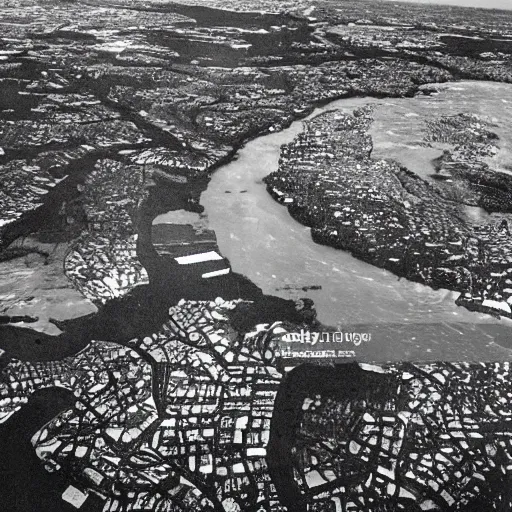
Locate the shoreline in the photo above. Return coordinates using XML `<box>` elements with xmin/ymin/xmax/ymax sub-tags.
<box><xmin>0</xmin><ymin>81</ymin><xmax>436</xmax><ymax>343</ymax></box>
<box><xmin>2</xmin><ymin>80</ymin><xmax>512</xmax><ymax>364</ymax></box>
<box><xmin>1</xmin><ymin>19</ymin><xmax>512</xmax><ymax>360</ymax></box>
<box><xmin>1</xmin><ymin>3</ymin><xmax>512</xmax><ymax>511</ymax></box>
<box><xmin>263</xmin><ymin>89</ymin><xmax>512</xmax><ymax>325</ymax></box>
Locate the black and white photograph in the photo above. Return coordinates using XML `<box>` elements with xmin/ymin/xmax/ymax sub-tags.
<box><xmin>1</xmin><ymin>0</ymin><xmax>512</xmax><ymax>509</ymax></box>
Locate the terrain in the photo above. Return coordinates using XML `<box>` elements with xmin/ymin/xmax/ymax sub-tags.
<box><xmin>1</xmin><ymin>0</ymin><xmax>512</xmax><ymax>511</ymax></box>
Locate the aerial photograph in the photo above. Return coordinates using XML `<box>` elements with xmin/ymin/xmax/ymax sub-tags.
<box><xmin>1</xmin><ymin>0</ymin><xmax>512</xmax><ymax>510</ymax></box>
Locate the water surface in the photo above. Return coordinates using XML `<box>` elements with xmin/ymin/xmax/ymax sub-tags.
<box><xmin>202</xmin><ymin>81</ymin><xmax>512</xmax><ymax>361</ymax></box>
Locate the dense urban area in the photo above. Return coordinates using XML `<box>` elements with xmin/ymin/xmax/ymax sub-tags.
<box><xmin>1</xmin><ymin>0</ymin><xmax>512</xmax><ymax>510</ymax></box>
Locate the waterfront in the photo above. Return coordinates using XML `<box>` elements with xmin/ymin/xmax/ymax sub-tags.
<box><xmin>1</xmin><ymin>1</ymin><xmax>512</xmax><ymax>509</ymax></box>
<box><xmin>202</xmin><ymin>81</ymin><xmax>512</xmax><ymax>361</ymax></box>
<box><xmin>370</xmin><ymin>81</ymin><xmax>512</xmax><ymax>181</ymax></box>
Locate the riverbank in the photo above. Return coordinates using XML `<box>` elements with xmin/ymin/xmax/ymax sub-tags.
<box><xmin>2</xmin><ymin>81</ymin><xmax>512</xmax><ymax>364</ymax></box>
<box><xmin>262</xmin><ymin>83</ymin><xmax>512</xmax><ymax>327</ymax></box>
<box><xmin>1</xmin><ymin>0</ymin><xmax>512</xmax><ymax>353</ymax></box>
<box><xmin>1</xmin><ymin>3</ymin><xmax>512</xmax><ymax>511</ymax></box>
<box><xmin>202</xmin><ymin>82</ymin><xmax>512</xmax><ymax>361</ymax></box>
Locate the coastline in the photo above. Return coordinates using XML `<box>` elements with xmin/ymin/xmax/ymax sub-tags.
<box><xmin>1</xmin><ymin>2</ymin><xmax>512</xmax><ymax>511</ymax></box>
<box><xmin>4</xmin><ymin>79</ymin><xmax>512</xmax><ymax>361</ymax></box>
<box><xmin>262</xmin><ymin>87</ymin><xmax>512</xmax><ymax>326</ymax></box>
<box><xmin>0</xmin><ymin>78</ymin><xmax>442</xmax><ymax>349</ymax></box>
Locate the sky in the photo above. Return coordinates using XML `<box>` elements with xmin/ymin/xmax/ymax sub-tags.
<box><xmin>383</xmin><ymin>0</ymin><xmax>512</xmax><ymax>10</ymax></box>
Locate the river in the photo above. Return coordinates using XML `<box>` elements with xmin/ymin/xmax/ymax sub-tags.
<box><xmin>201</xmin><ymin>81</ymin><xmax>512</xmax><ymax>362</ymax></box>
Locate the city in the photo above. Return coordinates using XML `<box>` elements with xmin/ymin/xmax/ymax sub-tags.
<box><xmin>1</xmin><ymin>0</ymin><xmax>512</xmax><ymax>510</ymax></box>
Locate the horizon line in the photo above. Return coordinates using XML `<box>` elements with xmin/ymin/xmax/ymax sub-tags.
<box><xmin>377</xmin><ymin>0</ymin><xmax>512</xmax><ymax>12</ymax></box>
